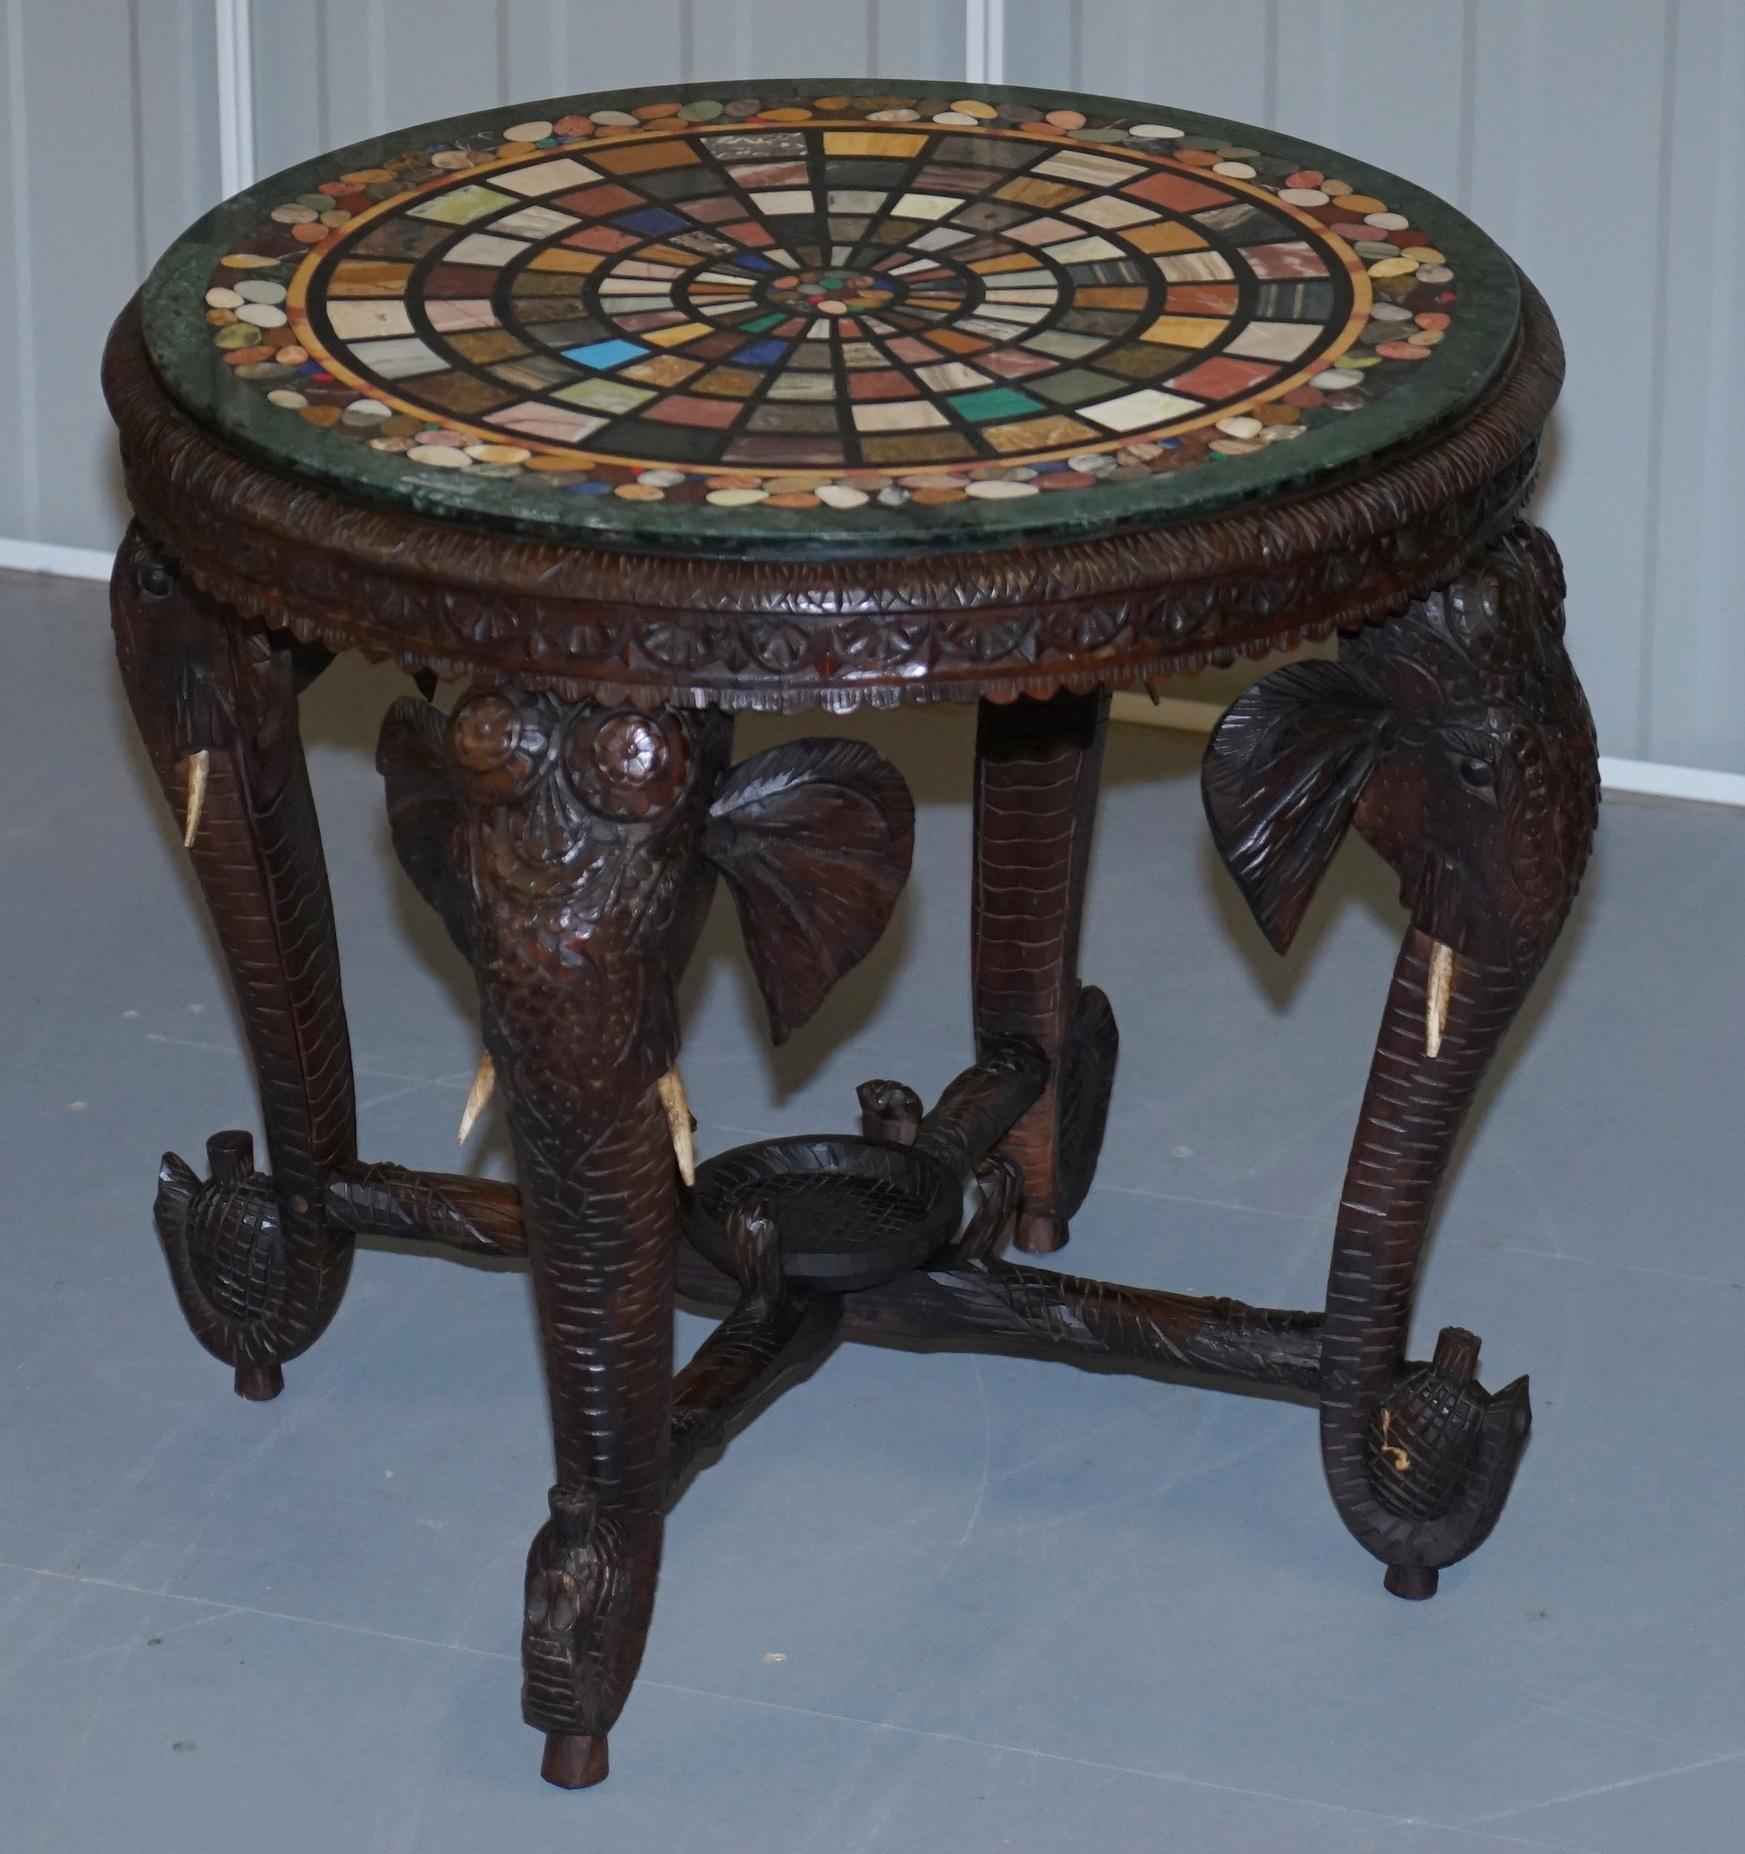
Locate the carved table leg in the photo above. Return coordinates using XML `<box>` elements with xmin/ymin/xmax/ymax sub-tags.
<box><xmin>110</xmin><ymin>524</ymin><xmax>357</xmax><ymax>1399</ymax></box>
<box><xmin>436</xmin><ymin>690</ymin><xmax>729</xmax><ymax>1786</ymax></box>
<box><xmin>374</xmin><ymin>683</ymin><xmax>911</xmax><ymax>1785</ymax></box>
<box><xmin>971</xmin><ymin>690</ymin><xmax>1117</xmax><ymax>1255</ymax></box>
<box><xmin>1203</xmin><ymin>522</ymin><xmax>1599</xmax><ymax>1594</ymax></box>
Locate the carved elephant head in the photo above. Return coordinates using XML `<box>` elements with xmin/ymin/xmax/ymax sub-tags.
<box><xmin>1202</xmin><ymin>525</ymin><xmax>1600</xmax><ymax>1580</ymax></box>
<box><xmin>377</xmin><ymin>690</ymin><xmax>915</xmax><ymax>1094</ymax></box>
<box><xmin>1202</xmin><ymin>525</ymin><xmax>1598</xmax><ymax>977</ymax></box>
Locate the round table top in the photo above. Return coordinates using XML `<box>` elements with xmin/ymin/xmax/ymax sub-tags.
<box><xmin>139</xmin><ymin>79</ymin><xmax>1521</xmax><ymax>562</ymax></box>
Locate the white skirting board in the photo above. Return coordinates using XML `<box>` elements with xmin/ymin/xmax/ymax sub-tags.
<box><xmin>0</xmin><ymin>543</ymin><xmax>1736</xmax><ymax>808</ymax></box>
<box><xmin>1108</xmin><ymin>691</ymin><xmax>1745</xmax><ymax>809</ymax></box>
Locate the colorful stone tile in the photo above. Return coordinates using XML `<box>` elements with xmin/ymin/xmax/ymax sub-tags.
<box><xmin>405</xmin><ymin>184</ymin><xmax>520</xmax><ymax>225</ymax></box>
<box><xmin>492</xmin><ymin>157</ymin><xmax>603</xmax><ymax>197</ymax></box>
<box><xmin>325</xmin><ymin>300</ymin><xmax>415</xmax><ymax>342</ymax></box>
<box><xmin>563</xmin><ymin>337</ymin><xmax>648</xmax><ymax>369</ymax></box>
<box><xmin>553</xmin><ymin>377</ymin><xmax>654</xmax><ymax>414</ymax></box>
<box><xmin>1082</xmin><ymin>386</ymin><xmax>1202</xmax><ymax>431</ymax></box>
<box><xmin>445</xmin><ymin>232</ymin><xmax>531</xmax><ymax>267</ymax></box>
<box><xmin>1169</xmin><ymin>355</ymin><xmax>1279</xmax><ymax>398</ymax></box>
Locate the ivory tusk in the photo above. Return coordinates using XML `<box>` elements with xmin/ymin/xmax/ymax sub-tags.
<box><xmin>457</xmin><ymin>1052</ymin><xmax>494</xmax><ymax>1144</ymax></box>
<box><xmin>657</xmin><ymin>1067</ymin><xmax>695</xmax><ymax>1187</ymax></box>
<box><xmin>182</xmin><ymin>750</ymin><xmax>209</xmax><ymax>848</ymax></box>
<box><xmin>1425</xmin><ymin>939</ymin><xmax>1455</xmax><ymax>1058</ymax></box>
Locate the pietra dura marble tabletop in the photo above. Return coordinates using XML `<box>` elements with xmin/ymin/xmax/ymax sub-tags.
<box><xmin>136</xmin><ymin>78</ymin><xmax>1519</xmax><ymax>561</ymax></box>
<box><xmin>105</xmin><ymin>78</ymin><xmax>1597</xmax><ymax>1793</ymax></box>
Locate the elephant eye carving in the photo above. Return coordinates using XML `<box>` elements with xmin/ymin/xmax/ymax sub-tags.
<box><xmin>565</xmin><ymin>709</ymin><xmax>690</xmax><ymax>821</ymax></box>
<box><xmin>448</xmin><ymin>692</ymin><xmax>547</xmax><ymax>801</ymax></box>
<box><xmin>1440</xmin><ymin>727</ymin><xmax>1500</xmax><ymax>806</ymax></box>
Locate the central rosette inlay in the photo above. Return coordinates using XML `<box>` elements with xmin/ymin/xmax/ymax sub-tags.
<box><xmin>764</xmin><ymin>269</ymin><xmax>899</xmax><ymax>316</ymax></box>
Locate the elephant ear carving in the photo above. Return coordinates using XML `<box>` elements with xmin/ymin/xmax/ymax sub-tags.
<box><xmin>1201</xmin><ymin>660</ymin><xmax>1391</xmax><ymax>953</ymax></box>
<box><xmin>376</xmin><ymin>697</ymin><xmax>475</xmax><ymax>959</ymax></box>
<box><xmin>706</xmin><ymin>739</ymin><xmax>915</xmax><ymax>1044</ymax></box>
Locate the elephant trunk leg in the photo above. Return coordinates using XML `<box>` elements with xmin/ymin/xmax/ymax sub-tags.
<box><xmin>111</xmin><ymin>525</ymin><xmax>357</xmax><ymax>1396</ymax></box>
<box><xmin>432</xmin><ymin>688</ymin><xmax>726</xmax><ymax>1789</ymax></box>
<box><xmin>971</xmin><ymin>689</ymin><xmax>1117</xmax><ymax>1255</ymax></box>
<box><xmin>1321</xmin><ymin>928</ymin><xmax>1535</xmax><ymax>1589</ymax></box>
<box><xmin>508</xmin><ymin>1079</ymin><xmax>677</xmax><ymax>1789</ymax></box>
<box><xmin>472</xmin><ymin>960</ymin><xmax>681</xmax><ymax>1789</ymax></box>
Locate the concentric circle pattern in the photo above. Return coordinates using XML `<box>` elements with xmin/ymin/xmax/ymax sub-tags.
<box><xmin>143</xmin><ymin>82</ymin><xmax>1518</xmax><ymax>552</ymax></box>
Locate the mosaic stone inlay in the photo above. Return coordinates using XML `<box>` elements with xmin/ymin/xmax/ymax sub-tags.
<box><xmin>143</xmin><ymin>83</ymin><xmax>1517</xmax><ymax>550</ymax></box>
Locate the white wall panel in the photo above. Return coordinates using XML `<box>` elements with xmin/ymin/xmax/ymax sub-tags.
<box><xmin>1479</xmin><ymin>0</ymin><xmax>1667</xmax><ymax>767</ymax></box>
<box><xmin>1086</xmin><ymin>1</ymin><xmax>1277</xmax><ymax>124</ymax></box>
<box><xmin>1009</xmin><ymin>0</ymin><xmax>1745</xmax><ymax>770</ymax></box>
<box><xmin>499</xmin><ymin>0</ymin><xmax>690</xmax><ymax>103</ymax></box>
<box><xmin>0</xmin><ymin>0</ymin><xmax>218</xmax><ymax>552</ymax></box>
<box><xmin>255</xmin><ymin>0</ymin><xmax>967</xmax><ymax>176</ymax></box>
<box><xmin>1271</xmin><ymin>5</ymin><xmax>1468</xmax><ymax>197</ymax></box>
<box><xmin>691</xmin><ymin>0</ymin><xmax>961</xmax><ymax>79</ymax></box>
<box><xmin>1639</xmin><ymin>0</ymin><xmax>1745</xmax><ymax>771</ymax></box>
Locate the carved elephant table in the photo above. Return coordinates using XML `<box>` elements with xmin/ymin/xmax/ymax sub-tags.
<box><xmin>106</xmin><ymin>79</ymin><xmax>1598</xmax><ymax>1791</ymax></box>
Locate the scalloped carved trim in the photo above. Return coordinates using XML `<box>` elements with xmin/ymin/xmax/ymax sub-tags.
<box><xmin>104</xmin><ymin>280</ymin><xmax>1560</xmax><ymax>712</ymax></box>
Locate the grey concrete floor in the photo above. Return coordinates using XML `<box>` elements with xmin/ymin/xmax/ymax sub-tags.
<box><xmin>4</xmin><ymin>565</ymin><xmax>1744</xmax><ymax>1852</ymax></box>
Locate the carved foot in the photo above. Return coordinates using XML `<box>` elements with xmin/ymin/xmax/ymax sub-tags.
<box><xmin>154</xmin><ymin>1132</ymin><xmax>308</xmax><ymax>1399</ymax></box>
<box><xmin>521</xmin><ymin>1485</ymin><xmax>655</xmax><ymax>1775</ymax></box>
<box><xmin>1368</xmin><ymin>1328</ymin><xmax>1493</xmax><ymax>1523</ymax></box>
<box><xmin>233</xmin><ymin>1362</ymin><xmax>284</xmax><ymax>1402</ymax></box>
<box><xmin>1358</xmin><ymin>1326</ymin><xmax>1531</xmax><ymax>1585</ymax></box>
<box><xmin>541</xmin><ymin>1732</ymin><xmax>608</xmax><ymax>1790</ymax></box>
<box><xmin>1014</xmin><ymin>1213</ymin><xmax>1068</xmax><ymax>1256</ymax></box>
<box><xmin>1384</xmin><ymin>1565</ymin><xmax>1439</xmax><ymax>1601</ymax></box>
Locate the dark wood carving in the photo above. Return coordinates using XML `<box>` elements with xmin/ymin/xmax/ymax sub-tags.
<box><xmin>668</xmin><ymin>1203</ymin><xmax>842</xmax><ymax>1492</ymax></box>
<box><xmin>376</xmin><ymin>695</ymin><xmax>914</xmax><ymax>1053</ymax></box>
<box><xmin>375</xmin><ymin>683</ymin><xmax>913</xmax><ymax>1784</ymax></box>
<box><xmin>328</xmin><ymin>1159</ymin><xmax>529</xmax><ymax>1258</ymax></box>
<box><xmin>1202</xmin><ymin>521</ymin><xmax>1599</xmax><ymax>1594</ymax></box>
<box><xmin>688</xmin><ymin>1041</ymin><xmax>1048</xmax><ymax>1293</ymax></box>
<box><xmin>706</xmin><ymin>740</ymin><xmax>915</xmax><ymax>1044</ymax></box>
<box><xmin>146</xmin><ymin>1145</ymin><xmax>1323</xmax><ymax>1389</ymax></box>
<box><xmin>103</xmin><ymin>283</ymin><xmax>1561</xmax><ymax>711</ymax></box>
<box><xmin>972</xmin><ymin>691</ymin><xmax>1117</xmax><ymax>1253</ymax></box>
<box><xmin>112</xmin><ymin>527</ymin><xmax>357</xmax><ymax>1401</ymax></box>
<box><xmin>108</xmin><ymin>245</ymin><xmax>1597</xmax><ymax>1788</ymax></box>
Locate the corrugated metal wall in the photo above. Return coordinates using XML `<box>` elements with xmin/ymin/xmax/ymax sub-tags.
<box><xmin>4</xmin><ymin>1</ymin><xmax>1740</xmax><ymax>773</ymax></box>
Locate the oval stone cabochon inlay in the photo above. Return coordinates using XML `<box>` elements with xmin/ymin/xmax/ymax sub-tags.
<box><xmin>141</xmin><ymin>81</ymin><xmax>1520</xmax><ymax>556</ymax></box>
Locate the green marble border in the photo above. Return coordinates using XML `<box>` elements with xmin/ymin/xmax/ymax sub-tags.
<box><xmin>140</xmin><ymin>76</ymin><xmax>1521</xmax><ymax>561</ymax></box>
